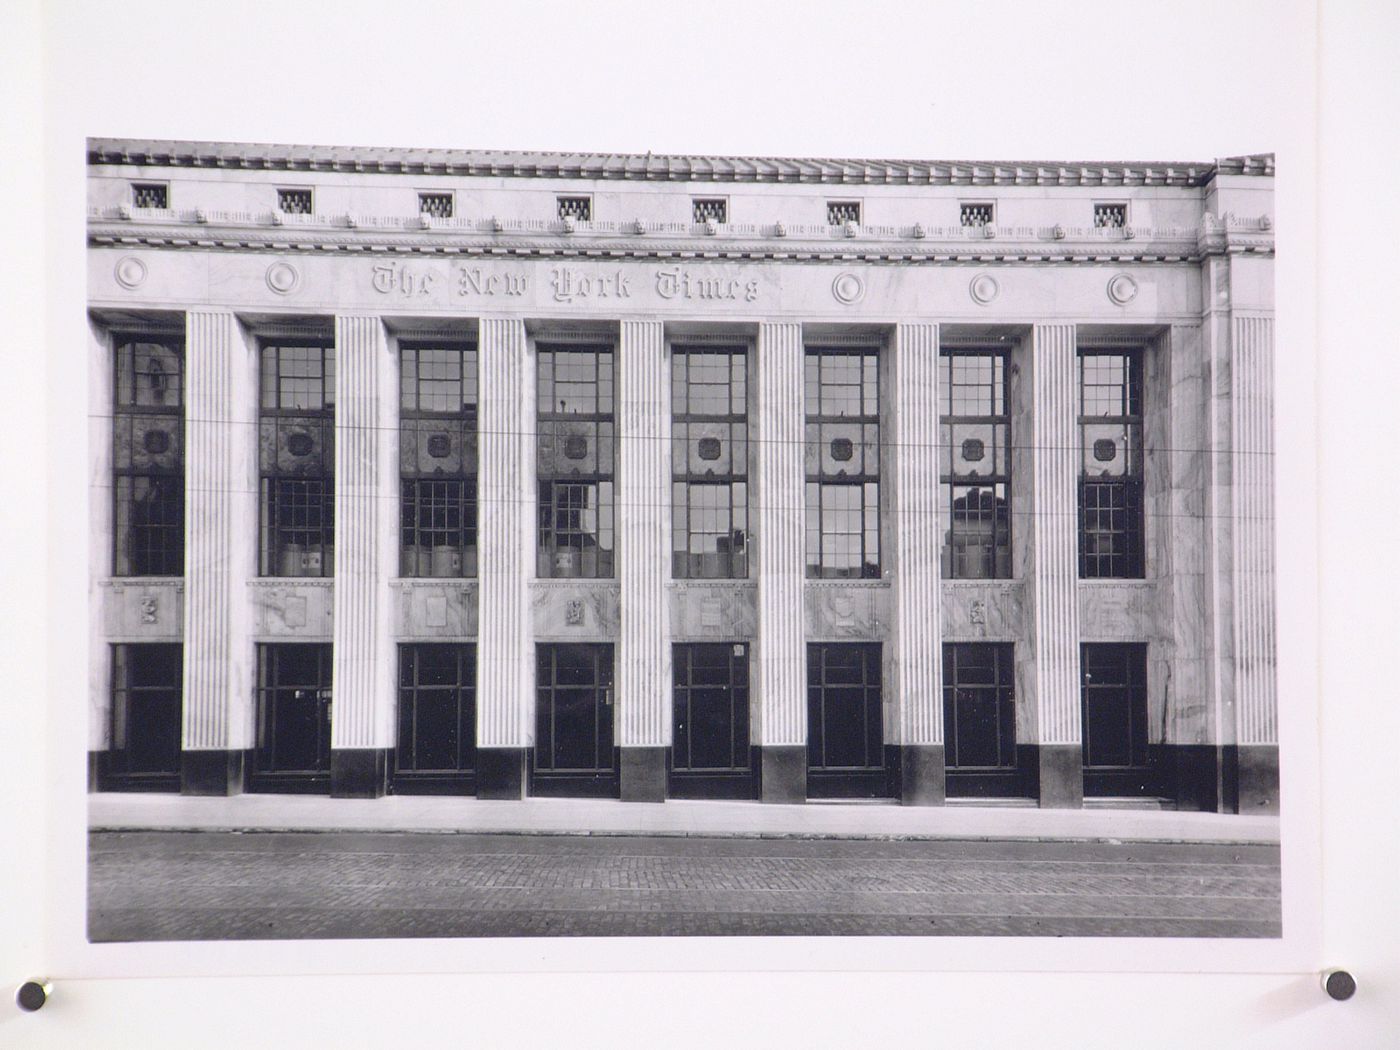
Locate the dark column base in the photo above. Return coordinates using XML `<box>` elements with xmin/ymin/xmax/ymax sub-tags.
<box><xmin>1036</xmin><ymin>744</ymin><xmax>1084</xmax><ymax>809</ymax></box>
<box><xmin>330</xmin><ymin>749</ymin><xmax>390</xmax><ymax>799</ymax></box>
<box><xmin>899</xmin><ymin>744</ymin><xmax>946</xmax><ymax>806</ymax></box>
<box><xmin>477</xmin><ymin>748</ymin><xmax>527</xmax><ymax>800</ymax></box>
<box><xmin>620</xmin><ymin>747</ymin><xmax>667</xmax><ymax>803</ymax></box>
<box><xmin>1236</xmin><ymin>744</ymin><xmax>1280</xmax><ymax>814</ymax></box>
<box><xmin>760</xmin><ymin>746</ymin><xmax>807</xmax><ymax>804</ymax></box>
<box><xmin>180</xmin><ymin>749</ymin><xmax>251</xmax><ymax>797</ymax></box>
<box><xmin>1165</xmin><ymin>744</ymin><xmax>1225</xmax><ymax>812</ymax></box>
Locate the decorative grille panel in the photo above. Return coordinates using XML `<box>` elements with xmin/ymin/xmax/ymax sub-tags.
<box><xmin>1094</xmin><ymin>203</ymin><xmax>1128</xmax><ymax>228</ymax></box>
<box><xmin>419</xmin><ymin>193</ymin><xmax>454</xmax><ymax>218</ymax></box>
<box><xmin>277</xmin><ymin>188</ymin><xmax>313</xmax><ymax>214</ymax></box>
<box><xmin>826</xmin><ymin>201</ymin><xmax>861</xmax><ymax>225</ymax></box>
<box><xmin>960</xmin><ymin>203</ymin><xmax>994</xmax><ymax>227</ymax></box>
<box><xmin>132</xmin><ymin>183</ymin><xmax>168</xmax><ymax>209</ymax></box>
<box><xmin>693</xmin><ymin>198</ymin><xmax>727</xmax><ymax>223</ymax></box>
<box><xmin>557</xmin><ymin>195</ymin><xmax>592</xmax><ymax>221</ymax></box>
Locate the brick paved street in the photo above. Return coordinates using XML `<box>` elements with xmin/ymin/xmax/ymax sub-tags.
<box><xmin>88</xmin><ymin>831</ymin><xmax>1281</xmax><ymax>941</ymax></box>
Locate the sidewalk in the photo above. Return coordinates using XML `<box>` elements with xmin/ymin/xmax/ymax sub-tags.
<box><xmin>89</xmin><ymin>793</ymin><xmax>1281</xmax><ymax>844</ymax></box>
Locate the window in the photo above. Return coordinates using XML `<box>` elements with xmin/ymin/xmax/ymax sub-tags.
<box><xmin>1078</xmin><ymin>350</ymin><xmax>1144</xmax><ymax>578</ymax></box>
<box><xmin>1093</xmin><ymin>202</ymin><xmax>1128</xmax><ymax>228</ymax></box>
<box><xmin>805</xmin><ymin>348</ymin><xmax>880</xmax><ymax>578</ymax></box>
<box><xmin>556</xmin><ymin>195</ymin><xmax>591</xmax><ymax>221</ymax></box>
<box><xmin>400</xmin><ymin>344</ymin><xmax>478</xmax><ymax>577</ymax></box>
<box><xmin>537</xmin><ymin>346</ymin><xmax>614</xmax><ymax>578</ymax></box>
<box><xmin>107</xmin><ymin>643</ymin><xmax>182</xmax><ymax>784</ymax></box>
<box><xmin>418</xmin><ymin>192</ymin><xmax>454</xmax><ymax>219</ymax></box>
<box><xmin>277</xmin><ymin>188</ymin><xmax>313</xmax><ymax>214</ymax></box>
<box><xmin>960</xmin><ymin>202</ymin><xmax>994</xmax><ymax>227</ymax></box>
<box><xmin>259</xmin><ymin>343</ymin><xmax>335</xmax><ymax>577</ymax></box>
<box><xmin>131</xmin><ymin>182</ymin><xmax>168</xmax><ymax>209</ymax></box>
<box><xmin>939</xmin><ymin>350</ymin><xmax>1011</xmax><ymax>578</ymax></box>
<box><xmin>396</xmin><ymin>644</ymin><xmax>476</xmax><ymax>786</ymax></box>
<box><xmin>113</xmin><ymin>334</ymin><xmax>184</xmax><ymax>576</ymax></box>
<box><xmin>826</xmin><ymin>200</ymin><xmax>861</xmax><ymax>225</ymax></box>
<box><xmin>692</xmin><ymin>198</ymin><xmax>727</xmax><ymax>224</ymax></box>
<box><xmin>672</xmin><ymin>348</ymin><xmax>748</xmax><ymax>578</ymax></box>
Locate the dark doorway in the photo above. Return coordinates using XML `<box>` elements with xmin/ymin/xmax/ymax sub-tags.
<box><xmin>669</xmin><ymin>642</ymin><xmax>755</xmax><ymax>799</ymax></box>
<box><xmin>531</xmin><ymin>643</ymin><xmax>618</xmax><ymax>797</ymax></box>
<box><xmin>392</xmin><ymin>644</ymin><xmax>477</xmax><ymax>794</ymax></box>
<box><xmin>1081</xmin><ymin>643</ymin><xmax>1160</xmax><ymax>796</ymax></box>
<box><xmin>102</xmin><ymin>643</ymin><xmax>182</xmax><ymax>791</ymax></box>
<box><xmin>251</xmin><ymin>643</ymin><xmax>332</xmax><ymax>793</ymax></box>
<box><xmin>807</xmin><ymin>642</ymin><xmax>889</xmax><ymax>798</ymax></box>
<box><xmin>943</xmin><ymin>642</ymin><xmax>1028</xmax><ymax>797</ymax></box>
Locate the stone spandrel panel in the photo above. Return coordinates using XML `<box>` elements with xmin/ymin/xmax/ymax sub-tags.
<box><xmin>102</xmin><ymin>580</ymin><xmax>184</xmax><ymax>639</ymax></box>
<box><xmin>669</xmin><ymin>583</ymin><xmax>757</xmax><ymax>641</ymax></box>
<box><xmin>249</xmin><ymin>580</ymin><xmax>333</xmax><ymax>639</ymax></box>
<box><xmin>804</xmin><ymin>582</ymin><xmax>891</xmax><ymax>641</ymax></box>
<box><xmin>1078</xmin><ymin>581</ymin><xmax>1158</xmax><ymax>640</ymax></box>
<box><xmin>391</xmin><ymin>581</ymin><xmax>478</xmax><ymax>639</ymax></box>
<box><xmin>530</xmin><ymin>583</ymin><xmax>621</xmax><ymax>640</ymax></box>
<box><xmin>940</xmin><ymin>581</ymin><xmax>1025</xmax><ymax>640</ymax></box>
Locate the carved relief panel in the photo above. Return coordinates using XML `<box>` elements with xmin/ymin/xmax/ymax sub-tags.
<box><xmin>804</xmin><ymin>582</ymin><xmax>890</xmax><ymax>640</ymax></box>
<box><xmin>392</xmin><ymin>581</ymin><xmax>479</xmax><ymax>639</ymax></box>
<box><xmin>670</xmin><ymin>583</ymin><xmax>757</xmax><ymax>640</ymax></box>
<box><xmin>250</xmin><ymin>580</ymin><xmax>333</xmax><ymax>638</ymax></box>
<box><xmin>102</xmin><ymin>580</ymin><xmax>184</xmax><ymax>639</ymax></box>
<box><xmin>941</xmin><ymin>581</ymin><xmax>1024</xmax><ymax>639</ymax></box>
<box><xmin>530</xmin><ymin>582</ymin><xmax>621</xmax><ymax>639</ymax></box>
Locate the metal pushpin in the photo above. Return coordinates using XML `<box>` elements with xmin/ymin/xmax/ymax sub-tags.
<box><xmin>1322</xmin><ymin>969</ymin><xmax>1356</xmax><ymax>1001</ymax></box>
<box><xmin>16</xmin><ymin>980</ymin><xmax>51</xmax><ymax>1012</ymax></box>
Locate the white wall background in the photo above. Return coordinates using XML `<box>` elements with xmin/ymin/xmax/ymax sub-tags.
<box><xmin>1</xmin><ymin>0</ymin><xmax>1396</xmax><ymax>1046</ymax></box>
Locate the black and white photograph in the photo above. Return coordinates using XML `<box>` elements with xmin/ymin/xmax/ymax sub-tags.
<box><xmin>5</xmin><ymin>0</ymin><xmax>1398</xmax><ymax>1047</ymax></box>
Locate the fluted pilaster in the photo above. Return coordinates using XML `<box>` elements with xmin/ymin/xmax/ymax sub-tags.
<box><xmin>477</xmin><ymin>317</ymin><xmax>532</xmax><ymax>751</ymax></box>
<box><xmin>618</xmin><ymin>320</ymin><xmax>670</xmax><ymax>749</ymax></box>
<box><xmin>331</xmin><ymin>316</ymin><xmax>397</xmax><ymax>758</ymax></box>
<box><xmin>756</xmin><ymin>322</ymin><xmax>806</xmax><ymax>748</ymax></box>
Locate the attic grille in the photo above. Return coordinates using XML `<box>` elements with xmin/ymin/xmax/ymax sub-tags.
<box><xmin>132</xmin><ymin>183</ymin><xmax>168</xmax><ymax>209</ymax></box>
<box><xmin>557</xmin><ymin>196</ymin><xmax>592</xmax><ymax>221</ymax></box>
<box><xmin>419</xmin><ymin>193</ymin><xmax>454</xmax><ymax>219</ymax></box>
<box><xmin>1094</xmin><ymin>203</ymin><xmax>1128</xmax><ymax>228</ymax></box>
<box><xmin>960</xmin><ymin>203</ymin><xmax>994</xmax><ymax>227</ymax></box>
<box><xmin>693</xmin><ymin>198</ymin><xmax>727</xmax><ymax>223</ymax></box>
<box><xmin>826</xmin><ymin>201</ymin><xmax>861</xmax><ymax>225</ymax></box>
<box><xmin>277</xmin><ymin>188</ymin><xmax>313</xmax><ymax>214</ymax></box>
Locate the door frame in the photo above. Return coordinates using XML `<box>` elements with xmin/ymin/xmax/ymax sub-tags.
<box><xmin>806</xmin><ymin>641</ymin><xmax>891</xmax><ymax>798</ymax></box>
<box><xmin>668</xmin><ymin>641</ymin><xmax>757</xmax><ymax>800</ymax></box>
<box><xmin>529</xmin><ymin>642</ymin><xmax>619</xmax><ymax>798</ymax></box>
<box><xmin>250</xmin><ymin>642</ymin><xmax>333</xmax><ymax>794</ymax></box>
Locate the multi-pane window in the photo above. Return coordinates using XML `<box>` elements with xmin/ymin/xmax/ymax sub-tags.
<box><xmin>805</xmin><ymin>348</ymin><xmax>880</xmax><ymax>578</ymax></box>
<box><xmin>400</xmin><ymin>344</ymin><xmax>478</xmax><ymax>577</ymax></box>
<box><xmin>672</xmin><ymin>348</ymin><xmax>748</xmax><ymax>578</ymax></box>
<box><xmin>418</xmin><ymin>192</ymin><xmax>454</xmax><ymax>219</ymax></box>
<box><xmin>131</xmin><ymin>182</ymin><xmax>168</xmax><ymax>209</ymax></box>
<box><xmin>692</xmin><ymin>198</ymin><xmax>727</xmax><ymax>224</ymax></box>
<box><xmin>108</xmin><ymin>643</ymin><xmax>183</xmax><ymax>782</ymax></box>
<box><xmin>259</xmin><ymin>343</ymin><xmax>335</xmax><ymax>577</ymax></box>
<box><xmin>556</xmin><ymin>195</ymin><xmax>591</xmax><ymax>221</ymax></box>
<box><xmin>1094</xmin><ymin>202</ymin><xmax>1128</xmax><ymax>228</ymax></box>
<box><xmin>537</xmin><ymin>346</ymin><xmax>615</xmax><ymax>578</ymax></box>
<box><xmin>113</xmin><ymin>335</ymin><xmax>184</xmax><ymax>576</ymax></box>
<box><xmin>1078</xmin><ymin>351</ymin><xmax>1144</xmax><ymax>578</ymax></box>
<box><xmin>826</xmin><ymin>200</ymin><xmax>861</xmax><ymax>225</ymax></box>
<box><xmin>960</xmin><ymin>202</ymin><xmax>995</xmax><ymax>227</ymax></box>
<box><xmin>277</xmin><ymin>188</ymin><xmax>313</xmax><ymax>214</ymax></box>
<box><xmin>939</xmin><ymin>350</ymin><xmax>1011</xmax><ymax>578</ymax></box>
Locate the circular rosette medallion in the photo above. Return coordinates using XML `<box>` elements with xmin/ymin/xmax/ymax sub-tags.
<box><xmin>831</xmin><ymin>272</ymin><xmax>866</xmax><ymax>305</ymax></box>
<box><xmin>1107</xmin><ymin>273</ymin><xmax>1138</xmax><ymax>305</ymax></box>
<box><xmin>266</xmin><ymin>261</ymin><xmax>301</xmax><ymax>295</ymax></box>
<box><xmin>114</xmin><ymin>256</ymin><xmax>148</xmax><ymax>289</ymax></box>
<box><xmin>969</xmin><ymin>273</ymin><xmax>999</xmax><ymax>305</ymax></box>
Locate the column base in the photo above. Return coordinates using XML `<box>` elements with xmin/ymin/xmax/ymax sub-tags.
<box><xmin>330</xmin><ymin>749</ymin><xmax>390</xmax><ymax>799</ymax></box>
<box><xmin>620</xmin><ymin>747</ymin><xmax>667</xmax><ymax>803</ymax></box>
<box><xmin>477</xmin><ymin>748</ymin><xmax>527</xmax><ymax>800</ymax></box>
<box><xmin>1035</xmin><ymin>744</ymin><xmax>1084</xmax><ymax>809</ymax></box>
<box><xmin>1164</xmin><ymin>744</ymin><xmax>1227</xmax><ymax>812</ymax></box>
<box><xmin>181</xmin><ymin>749</ymin><xmax>251</xmax><ymax>797</ymax></box>
<box><xmin>760</xmin><ymin>746</ymin><xmax>807</xmax><ymax>804</ymax></box>
<box><xmin>1236</xmin><ymin>744</ymin><xmax>1280</xmax><ymax>814</ymax></box>
<box><xmin>899</xmin><ymin>745</ymin><xmax>946</xmax><ymax>806</ymax></box>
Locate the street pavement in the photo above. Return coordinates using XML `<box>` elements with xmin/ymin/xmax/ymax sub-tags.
<box><xmin>88</xmin><ymin>831</ymin><xmax>1282</xmax><ymax>940</ymax></box>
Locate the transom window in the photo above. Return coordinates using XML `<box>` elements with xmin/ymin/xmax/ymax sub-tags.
<box><xmin>826</xmin><ymin>200</ymin><xmax>861</xmax><ymax>225</ymax></box>
<box><xmin>1078</xmin><ymin>350</ymin><xmax>1144</xmax><ymax>578</ymax></box>
<box><xmin>556</xmin><ymin>195</ymin><xmax>592</xmax><ymax>221</ymax></box>
<box><xmin>805</xmin><ymin>348</ymin><xmax>880</xmax><ymax>579</ymax></box>
<box><xmin>277</xmin><ymin>188</ymin><xmax>313</xmax><ymax>214</ymax></box>
<box><xmin>400</xmin><ymin>344</ymin><xmax>478</xmax><ymax>578</ymax></box>
<box><xmin>259</xmin><ymin>342</ymin><xmax>335</xmax><ymax>577</ymax></box>
<box><xmin>113</xmin><ymin>335</ymin><xmax>184</xmax><ymax>576</ymax></box>
<box><xmin>939</xmin><ymin>350</ymin><xmax>1011</xmax><ymax>579</ymax></box>
<box><xmin>418</xmin><ymin>192</ymin><xmax>454</xmax><ymax>219</ymax></box>
<box><xmin>537</xmin><ymin>347</ymin><xmax>615</xmax><ymax>578</ymax></box>
<box><xmin>692</xmin><ymin>198</ymin><xmax>728</xmax><ymax>224</ymax></box>
<box><xmin>131</xmin><ymin>182</ymin><xmax>168</xmax><ymax>209</ymax></box>
<box><xmin>960</xmin><ymin>202</ymin><xmax>995</xmax><ymax>227</ymax></box>
<box><xmin>672</xmin><ymin>348</ymin><xmax>748</xmax><ymax>579</ymax></box>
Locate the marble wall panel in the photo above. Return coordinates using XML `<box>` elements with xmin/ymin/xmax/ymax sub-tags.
<box><xmin>1078</xmin><ymin>581</ymin><xmax>1157</xmax><ymax>640</ymax></box>
<box><xmin>392</xmin><ymin>581</ymin><xmax>479</xmax><ymax>639</ymax></box>
<box><xmin>940</xmin><ymin>582</ymin><xmax>1025</xmax><ymax>640</ymax></box>
<box><xmin>669</xmin><ymin>583</ymin><xmax>757</xmax><ymax>640</ymax></box>
<box><xmin>804</xmin><ymin>582</ymin><xmax>891</xmax><ymax>641</ymax></box>
<box><xmin>249</xmin><ymin>580</ymin><xmax>333</xmax><ymax>639</ymax></box>
<box><xmin>530</xmin><ymin>582</ymin><xmax>621</xmax><ymax>640</ymax></box>
<box><xmin>102</xmin><ymin>580</ymin><xmax>184</xmax><ymax>640</ymax></box>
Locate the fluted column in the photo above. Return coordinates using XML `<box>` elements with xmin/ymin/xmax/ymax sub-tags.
<box><xmin>1232</xmin><ymin>315</ymin><xmax>1278</xmax><ymax>811</ymax></box>
<box><xmin>88</xmin><ymin>318</ymin><xmax>114</xmax><ymax>787</ymax></box>
<box><xmin>181</xmin><ymin>310</ymin><xmax>258</xmax><ymax>795</ymax></box>
<box><xmin>755</xmin><ymin>321</ymin><xmax>807</xmax><ymax>802</ymax></box>
<box><xmin>330</xmin><ymin>315</ymin><xmax>397</xmax><ymax>797</ymax></box>
<box><xmin>617</xmin><ymin>320</ymin><xmax>670</xmax><ymax>801</ymax></box>
<box><xmin>475</xmin><ymin>317</ymin><xmax>532</xmax><ymax>798</ymax></box>
<box><xmin>892</xmin><ymin>322</ymin><xmax>945</xmax><ymax>804</ymax></box>
<box><xmin>1028</xmin><ymin>323</ymin><xmax>1083</xmax><ymax>807</ymax></box>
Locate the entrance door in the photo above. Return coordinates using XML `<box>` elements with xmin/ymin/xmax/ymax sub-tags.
<box><xmin>807</xmin><ymin>643</ymin><xmax>889</xmax><ymax>798</ymax></box>
<box><xmin>943</xmin><ymin>642</ymin><xmax>1027</xmax><ymax>797</ymax></box>
<box><xmin>669</xmin><ymin>642</ymin><xmax>755</xmax><ymax>799</ymax></box>
<box><xmin>1081</xmin><ymin>643</ymin><xmax>1159</xmax><ymax>796</ymax></box>
<box><xmin>392</xmin><ymin>644</ymin><xmax>477</xmax><ymax>794</ymax></box>
<box><xmin>104</xmin><ymin>643</ymin><xmax>183</xmax><ymax>791</ymax></box>
<box><xmin>252</xmin><ymin>643</ymin><xmax>332</xmax><ymax>792</ymax></box>
<box><xmin>531</xmin><ymin>643</ymin><xmax>617</xmax><ymax>797</ymax></box>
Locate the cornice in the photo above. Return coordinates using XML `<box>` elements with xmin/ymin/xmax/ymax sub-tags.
<box><xmin>87</xmin><ymin>138</ymin><xmax>1274</xmax><ymax>187</ymax></box>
